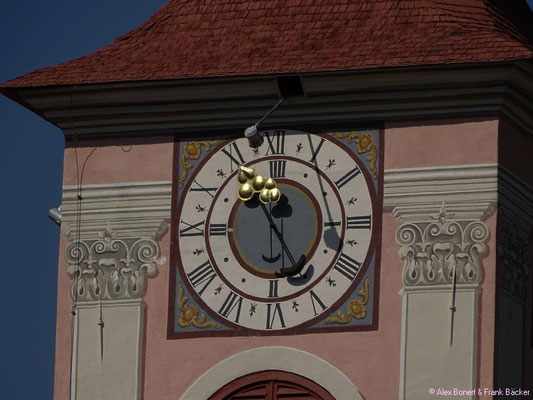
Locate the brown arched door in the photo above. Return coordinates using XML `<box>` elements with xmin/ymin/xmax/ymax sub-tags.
<box><xmin>209</xmin><ymin>370</ymin><xmax>335</xmax><ymax>400</ymax></box>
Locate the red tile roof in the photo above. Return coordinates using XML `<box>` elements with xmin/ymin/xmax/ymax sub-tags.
<box><xmin>2</xmin><ymin>0</ymin><xmax>533</xmax><ymax>88</ymax></box>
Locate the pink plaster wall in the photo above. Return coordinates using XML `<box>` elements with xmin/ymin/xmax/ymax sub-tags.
<box><xmin>54</xmin><ymin>235</ymin><xmax>73</xmax><ymax>400</ymax></box>
<box><xmin>54</xmin><ymin>118</ymin><xmax>502</xmax><ymax>400</ymax></box>
<box><xmin>140</xmin><ymin>214</ymin><xmax>403</xmax><ymax>400</ymax></box>
<box><xmin>62</xmin><ymin>136</ymin><xmax>174</xmax><ymax>185</ymax></box>
<box><xmin>386</xmin><ymin>118</ymin><xmax>499</xmax><ymax>398</ymax></box>
<box><xmin>54</xmin><ymin>135</ymin><xmax>173</xmax><ymax>400</ymax></box>
<box><xmin>385</xmin><ymin>119</ymin><xmax>498</xmax><ymax>169</ymax></box>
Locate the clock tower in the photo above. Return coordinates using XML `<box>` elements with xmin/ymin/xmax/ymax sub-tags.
<box><xmin>2</xmin><ymin>1</ymin><xmax>533</xmax><ymax>399</ymax></box>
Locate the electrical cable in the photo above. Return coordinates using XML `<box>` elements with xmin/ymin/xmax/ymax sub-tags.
<box><xmin>68</xmin><ymin>86</ymin><xmax>99</xmax><ymax>400</ymax></box>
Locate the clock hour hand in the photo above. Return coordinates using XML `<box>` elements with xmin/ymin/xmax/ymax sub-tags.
<box><xmin>258</xmin><ymin>202</ymin><xmax>306</xmax><ymax>277</ymax></box>
<box><xmin>262</xmin><ymin>203</ymin><xmax>281</xmax><ymax>263</ymax></box>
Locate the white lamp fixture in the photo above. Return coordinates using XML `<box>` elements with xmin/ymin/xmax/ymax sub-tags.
<box><xmin>244</xmin><ymin>97</ymin><xmax>285</xmax><ymax>148</ymax></box>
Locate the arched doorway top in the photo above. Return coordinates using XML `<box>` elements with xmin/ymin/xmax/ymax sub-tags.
<box><xmin>209</xmin><ymin>370</ymin><xmax>335</xmax><ymax>399</ymax></box>
<box><xmin>181</xmin><ymin>346</ymin><xmax>363</xmax><ymax>400</ymax></box>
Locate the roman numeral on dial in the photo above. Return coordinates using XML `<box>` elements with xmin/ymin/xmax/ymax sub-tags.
<box><xmin>325</xmin><ymin>216</ymin><xmax>372</xmax><ymax>230</ymax></box>
<box><xmin>264</xmin><ymin>130</ymin><xmax>286</xmax><ymax>155</ymax></box>
<box><xmin>334</xmin><ymin>252</ymin><xmax>362</xmax><ymax>281</ymax></box>
<box><xmin>190</xmin><ymin>180</ymin><xmax>218</xmax><ymax>198</ymax></box>
<box><xmin>309</xmin><ymin>290</ymin><xmax>327</xmax><ymax>316</ymax></box>
<box><xmin>307</xmin><ymin>135</ymin><xmax>325</xmax><ymax>163</ymax></box>
<box><xmin>347</xmin><ymin>215</ymin><xmax>372</xmax><ymax>230</ymax></box>
<box><xmin>186</xmin><ymin>260</ymin><xmax>216</xmax><ymax>296</ymax></box>
<box><xmin>335</xmin><ymin>167</ymin><xmax>361</xmax><ymax>189</ymax></box>
<box><xmin>269</xmin><ymin>160</ymin><xmax>286</xmax><ymax>178</ymax></box>
<box><xmin>266</xmin><ymin>303</ymin><xmax>286</xmax><ymax>329</ymax></box>
<box><xmin>180</xmin><ymin>220</ymin><xmax>204</xmax><ymax>237</ymax></box>
<box><xmin>221</xmin><ymin>142</ymin><xmax>245</xmax><ymax>171</ymax></box>
<box><xmin>218</xmin><ymin>291</ymin><xmax>243</xmax><ymax>323</ymax></box>
<box><xmin>209</xmin><ymin>223</ymin><xmax>227</xmax><ymax>236</ymax></box>
<box><xmin>268</xmin><ymin>280</ymin><xmax>279</xmax><ymax>298</ymax></box>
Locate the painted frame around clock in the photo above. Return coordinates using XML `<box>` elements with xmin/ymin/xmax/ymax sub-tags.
<box><xmin>167</xmin><ymin>128</ymin><xmax>384</xmax><ymax>339</ymax></box>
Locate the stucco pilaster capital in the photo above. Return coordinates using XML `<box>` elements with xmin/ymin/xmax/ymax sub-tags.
<box><xmin>65</xmin><ymin>224</ymin><xmax>160</xmax><ymax>301</ymax></box>
<box><xmin>62</xmin><ymin>182</ymin><xmax>171</xmax><ymax>301</ymax></box>
<box><xmin>395</xmin><ymin>203</ymin><xmax>488</xmax><ymax>286</ymax></box>
<box><xmin>385</xmin><ymin>164</ymin><xmax>497</xmax><ymax>288</ymax></box>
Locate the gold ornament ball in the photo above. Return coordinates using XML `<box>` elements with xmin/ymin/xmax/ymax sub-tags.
<box><xmin>269</xmin><ymin>188</ymin><xmax>281</xmax><ymax>203</ymax></box>
<box><xmin>238</xmin><ymin>183</ymin><xmax>254</xmax><ymax>201</ymax></box>
<box><xmin>237</xmin><ymin>171</ymin><xmax>249</xmax><ymax>184</ymax></box>
<box><xmin>259</xmin><ymin>188</ymin><xmax>271</xmax><ymax>203</ymax></box>
<box><xmin>237</xmin><ymin>166</ymin><xmax>256</xmax><ymax>184</ymax></box>
<box><xmin>265</xmin><ymin>178</ymin><xmax>276</xmax><ymax>190</ymax></box>
<box><xmin>252</xmin><ymin>175</ymin><xmax>265</xmax><ymax>192</ymax></box>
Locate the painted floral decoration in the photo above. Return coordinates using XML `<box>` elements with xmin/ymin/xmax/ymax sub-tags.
<box><xmin>356</xmin><ymin>133</ymin><xmax>373</xmax><ymax>153</ymax></box>
<box><xmin>326</xmin><ymin>278</ymin><xmax>370</xmax><ymax>324</ymax></box>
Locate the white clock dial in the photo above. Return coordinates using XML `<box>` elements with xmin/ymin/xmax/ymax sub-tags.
<box><xmin>177</xmin><ymin>131</ymin><xmax>375</xmax><ymax>331</ymax></box>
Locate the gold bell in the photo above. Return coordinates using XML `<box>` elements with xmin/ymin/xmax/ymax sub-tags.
<box><xmin>265</xmin><ymin>177</ymin><xmax>276</xmax><ymax>190</ymax></box>
<box><xmin>237</xmin><ymin>165</ymin><xmax>256</xmax><ymax>184</ymax></box>
<box><xmin>238</xmin><ymin>183</ymin><xmax>254</xmax><ymax>201</ymax></box>
<box><xmin>252</xmin><ymin>175</ymin><xmax>265</xmax><ymax>192</ymax></box>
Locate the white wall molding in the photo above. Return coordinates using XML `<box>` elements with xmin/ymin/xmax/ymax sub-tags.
<box><xmin>181</xmin><ymin>347</ymin><xmax>363</xmax><ymax>400</ymax></box>
<box><xmin>384</xmin><ymin>164</ymin><xmax>498</xmax><ymax>223</ymax></box>
<box><xmin>62</xmin><ymin>181</ymin><xmax>172</xmax><ymax>240</ymax></box>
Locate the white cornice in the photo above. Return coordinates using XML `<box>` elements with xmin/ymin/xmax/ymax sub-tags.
<box><xmin>384</xmin><ymin>164</ymin><xmax>498</xmax><ymax>222</ymax></box>
<box><xmin>61</xmin><ymin>181</ymin><xmax>172</xmax><ymax>240</ymax></box>
<box><xmin>7</xmin><ymin>62</ymin><xmax>533</xmax><ymax>137</ymax></box>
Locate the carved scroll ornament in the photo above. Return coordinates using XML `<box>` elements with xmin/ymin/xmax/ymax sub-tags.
<box><xmin>396</xmin><ymin>204</ymin><xmax>489</xmax><ymax>286</ymax></box>
<box><xmin>65</xmin><ymin>225</ymin><xmax>160</xmax><ymax>301</ymax></box>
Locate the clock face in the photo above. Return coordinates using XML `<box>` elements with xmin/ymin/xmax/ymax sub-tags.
<box><xmin>173</xmin><ymin>130</ymin><xmax>379</xmax><ymax>335</ymax></box>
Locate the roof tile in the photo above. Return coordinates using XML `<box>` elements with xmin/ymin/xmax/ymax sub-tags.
<box><xmin>2</xmin><ymin>0</ymin><xmax>532</xmax><ymax>88</ymax></box>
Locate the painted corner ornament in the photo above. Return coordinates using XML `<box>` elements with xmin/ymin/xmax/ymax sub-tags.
<box><xmin>179</xmin><ymin>140</ymin><xmax>221</xmax><ymax>188</ymax></box>
<box><xmin>177</xmin><ymin>282</ymin><xmax>221</xmax><ymax>329</ymax></box>
<box><xmin>326</xmin><ymin>278</ymin><xmax>371</xmax><ymax>324</ymax></box>
<box><xmin>333</xmin><ymin>131</ymin><xmax>378</xmax><ymax>178</ymax></box>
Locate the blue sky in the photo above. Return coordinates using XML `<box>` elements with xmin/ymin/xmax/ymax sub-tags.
<box><xmin>0</xmin><ymin>2</ymin><xmax>166</xmax><ymax>398</ymax></box>
<box><xmin>1</xmin><ymin>1</ymin><xmax>532</xmax><ymax>399</ymax></box>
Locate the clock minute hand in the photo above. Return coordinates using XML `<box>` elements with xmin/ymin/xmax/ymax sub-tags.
<box><xmin>258</xmin><ymin>202</ymin><xmax>306</xmax><ymax>277</ymax></box>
